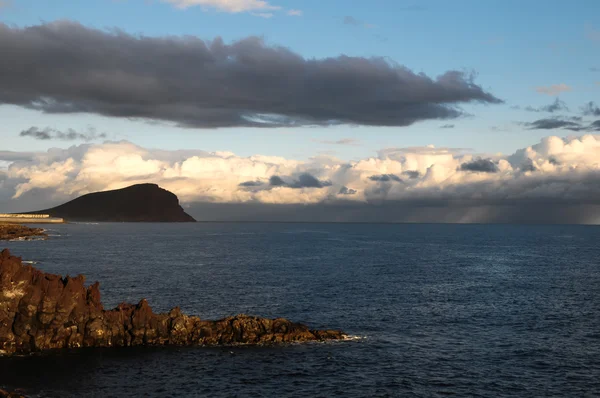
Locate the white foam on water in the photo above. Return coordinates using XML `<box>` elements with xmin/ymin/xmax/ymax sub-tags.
<box><xmin>341</xmin><ymin>334</ymin><xmax>367</xmax><ymax>342</ymax></box>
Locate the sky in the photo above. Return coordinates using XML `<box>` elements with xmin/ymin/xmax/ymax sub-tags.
<box><xmin>0</xmin><ymin>0</ymin><xmax>599</xmax><ymax>223</ymax></box>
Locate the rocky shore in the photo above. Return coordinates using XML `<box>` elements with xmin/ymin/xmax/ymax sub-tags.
<box><xmin>0</xmin><ymin>389</ymin><xmax>25</xmax><ymax>398</ymax></box>
<box><xmin>0</xmin><ymin>225</ymin><xmax>46</xmax><ymax>241</ymax></box>
<box><xmin>0</xmin><ymin>249</ymin><xmax>344</xmax><ymax>355</ymax></box>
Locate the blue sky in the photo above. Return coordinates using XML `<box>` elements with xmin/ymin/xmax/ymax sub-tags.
<box><xmin>0</xmin><ymin>0</ymin><xmax>599</xmax><ymax>159</ymax></box>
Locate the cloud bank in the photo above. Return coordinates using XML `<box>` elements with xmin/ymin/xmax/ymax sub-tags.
<box><xmin>1</xmin><ymin>134</ymin><xmax>600</xmax><ymax>223</ymax></box>
<box><xmin>0</xmin><ymin>21</ymin><xmax>501</xmax><ymax>128</ymax></box>
<box><xmin>19</xmin><ymin>126</ymin><xmax>106</xmax><ymax>142</ymax></box>
<box><xmin>524</xmin><ymin>117</ymin><xmax>600</xmax><ymax>132</ymax></box>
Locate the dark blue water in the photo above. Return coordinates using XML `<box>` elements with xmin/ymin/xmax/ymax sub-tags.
<box><xmin>1</xmin><ymin>223</ymin><xmax>599</xmax><ymax>397</ymax></box>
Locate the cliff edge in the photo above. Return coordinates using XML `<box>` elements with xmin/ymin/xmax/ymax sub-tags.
<box><xmin>33</xmin><ymin>184</ymin><xmax>195</xmax><ymax>222</ymax></box>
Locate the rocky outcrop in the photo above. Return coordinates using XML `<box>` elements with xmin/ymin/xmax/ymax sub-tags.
<box><xmin>32</xmin><ymin>184</ymin><xmax>195</xmax><ymax>222</ymax></box>
<box><xmin>0</xmin><ymin>225</ymin><xmax>46</xmax><ymax>241</ymax></box>
<box><xmin>0</xmin><ymin>389</ymin><xmax>25</xmax><ymax>398</ymax></box>
<box><xmin>0</xmin><ymin>249</ymin><xmax>343</xmax><ymax>355</ymax></box>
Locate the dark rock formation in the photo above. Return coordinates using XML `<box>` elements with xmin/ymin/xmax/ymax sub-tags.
<box><xmin>0</xmin><ymin>225</ymin><xmax>46</xmax><ymax>241</ymax></box>
<box><xmin>0</xmin><ymin>389</ymin><xmax>25</xmax><ymax>398</ymax></box>
<box><xmin>0</xmin><ymin>249</ymin><xmax>344</xmax><ymax>355</ymax></box>
<box><xmin>32</xmin><ymin>184</ymin><xmax>195</xmax><ymax>222</ymax></box>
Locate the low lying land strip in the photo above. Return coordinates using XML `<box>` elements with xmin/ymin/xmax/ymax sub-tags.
<box><xmin>0</xmin><ymin>224</ymin><xmax>47</xmax><ymax>241</ymax></box>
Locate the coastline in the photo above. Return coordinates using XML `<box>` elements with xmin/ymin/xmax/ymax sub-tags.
<box><xmin>0</xmin><ymin>248</ymin><xmax>345</xmax><ymax>356</ymax></box>
<box><xmin>0</xmin><ymin>224</ymin><xmax>47</xmax><ymax>241</ymax></box>
<box><xmin>0</xmin><ymin>388</ymin><xmax>25</xmax><ymax>398</ymax></box>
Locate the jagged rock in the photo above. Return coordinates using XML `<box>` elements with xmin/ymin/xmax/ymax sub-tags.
<box><xmin>0</xmin><ymin>249</ymin><xmax>344</xmax><ymax>355</ymax></box>
<box><xmin>0</xmin><ymin>388</ymin><xmax>25</xmax><ymax>398</ymax></box>
<box><xmin>0</xmin><ymin>225</ymin><xmax>46</xmax><ymax>241</ymax></box>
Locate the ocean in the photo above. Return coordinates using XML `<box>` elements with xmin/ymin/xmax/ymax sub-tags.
<box><xmin>1</xmin><ymin>223</ymin><xmax>599</xmax><ymax>397</ymax></box>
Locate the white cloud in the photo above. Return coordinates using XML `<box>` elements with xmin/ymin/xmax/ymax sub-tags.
<box><xmin>287</xmin><ymin>9</ymin><xmax>302</xmax><ymax>16</ymax></box>
<box><xmin>2</xmin><ymin>135</ymin><xmax>600</xmax><ymax>214</ymax></box>
<box><xmin>162</xmin><ymin>0</ymin><xmax>280</xmax><ymax>13</ymax></box>
<box><xmin>535</xmin><ymin>83</ymin><xmax>572</xmax><ymax>96</ymax></box>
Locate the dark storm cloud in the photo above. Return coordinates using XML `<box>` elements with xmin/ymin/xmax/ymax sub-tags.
<box><xmin>460</xmin><ymin>158</ymin><xmax>499</xmax><ymax>173</ymax></box>
<box><xmin>338</xmin><ymin>186</ymin><xmax>357</xmax><ymax>195</ymax></box>
<box><xmin>269</xmin><ymin>176</ymin><xmax>287</xmax><ymax>186</ymax></box>
<box><xmin>523</xmin><ymin>116</ymin><xmax>600</xmax><ymax>132</ymax></box>
<box><xmin>520</xmin><ymin>159</ymin><xmax>537</xmax><ymax>172</ymax></box>
<box><xmin>368</xmin><ymin>174</ymin><xmax>403</xmax><ymax>182</ymax></box>
<box><xmin>20</xmin><ymin>128</ymin><xmax>51</xmax><ymax>140</ymax></box>
<box><xmin>582</xmin><ymin>102</ymin><xmax>600</xmax><ymax>117</ymax></box>
<box><xmin>185</xmin><ymin>197</ymin><xmax>600</xmax><ymax>225</ymax></box>
<box><xmin>402</xmin><ymin>170</ymin><xmax>420</xmax><ymax>179</ymax></box>
<box><xmin>269</xmin><ymin>173</ymin><xmax>332</xmax><ymax>188</ymax></box>
<box><xmin>524</xmin><ymin>98</ymin><xmax>569</xmax><ymax>113</ymax></box>
<box><xmin>0</xmin><ymin>21</ymin><xmax>502</xmax><ymax>128</ymax></box>
<box><xmin>238</xmin><ymin>180</ymin><xmax>264</xmax><ymax>187</ymax></box>
<box><xmin>289</xmin><ymin>173</ymin><xmax>332</xmax><ymax>188</ymax></box>
<box><xmin>524</xmin><ymin>118</ymin><xmax>583</xmax><ymax>130</ymax></box>
<box><xmin>19</xmin><ymin>126</ymin><xmax>106</xmax><ymax>141</ymax></box>
<box><xmin>589</xmin><ymin>120</ymin><xmax>600</xmax><ymax>131</ymax></box>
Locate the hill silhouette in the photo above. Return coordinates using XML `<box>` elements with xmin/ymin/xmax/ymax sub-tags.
<box><xmin>33</xmin><ymin>184</ymin><xmax>195</xmax><ymax>222</ymax></box>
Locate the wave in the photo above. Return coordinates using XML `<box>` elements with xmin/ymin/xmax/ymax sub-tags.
<box><xmin>341</xmin><ymin>334</ymin><xmax>367</xmax><ymax>342</ymax></box>
<box><xmin>8</xmin><ymin>236</ymin><xmax>46</xmax><ymax>242</ymax></box>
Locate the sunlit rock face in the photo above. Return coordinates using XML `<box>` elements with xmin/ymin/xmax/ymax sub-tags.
<box><xmin>0</xmin><ymin>225</ymin><xmax>46</xmax><ymax>241</ymax></box>
<box><xmin>0</xmin><ymin>249</ymin><xmax>344</xmax><ymax>355</ymax></box>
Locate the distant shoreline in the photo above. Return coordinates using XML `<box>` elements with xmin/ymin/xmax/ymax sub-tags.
<box><xmin>0</xmin><ymin>224</ymin><xmax>47</xmax><ymax>241</ymax></box>
<box><xmin>0</xmin><ymin>214</ymin><xmax>64</xmax><ymax>224</ymax></box>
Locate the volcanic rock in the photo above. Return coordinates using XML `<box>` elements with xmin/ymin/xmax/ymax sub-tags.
<box><xmin>0</xmin><ymin>389</ymin><xmax>25</xmax><ymax>398</ymax></box>
<box><xmin>31</xmin><ymin>184</ymin><xmax>195</xmax><ymax>222</ymax></box>
<box><xmin>0</xmin><ymin>249</ymin><xmax>344</xmax><ymax>355</ymax></box>
<box><xmin>0</xmin><ymin>225</ymin><xmax>46</xmax><ymax>241</ymax></box>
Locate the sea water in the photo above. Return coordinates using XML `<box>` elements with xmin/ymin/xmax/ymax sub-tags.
<box><xmin>1</xmin><ymin>223</ymin><xmax>599</xmax><ymax>397</ymax></box>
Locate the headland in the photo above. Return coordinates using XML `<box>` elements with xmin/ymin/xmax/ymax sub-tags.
<box><xmin>31</xmin><ymin>184</ymin><xmax>195</xmax><ymax>223</ymax></box>
<box><xmin>0</xmin><ymin>249</ymin><xmax>344</xmax><ymax>356</ymax></box>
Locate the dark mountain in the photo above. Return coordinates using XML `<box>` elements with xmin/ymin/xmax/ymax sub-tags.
<box><xmin>33</xmin><ymin>184</ymin><xmax>195</xmax><ymax>222</ymax></box>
